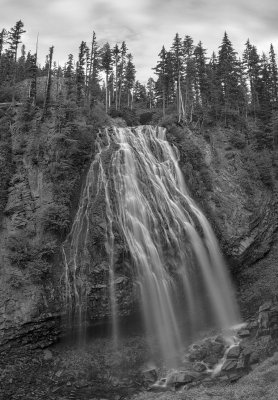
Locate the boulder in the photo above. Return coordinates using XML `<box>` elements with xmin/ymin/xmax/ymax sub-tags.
<box><xmin>193</xmin><ymin>361</ymin><xmax>207</xmax><ymax>372</ymax></box>
<box><xmin>259</xmin><ymin>302</ymin><xmax>272</xmax><ymax>313</ymax></box>
<box><xmin>167</xmin><ymin>370</ymin><xmax>201</xmax><ymax>386</ymax></box>
<box><xmin>221</xmin><ymin>359</ymin><xmax>238</xmax><ymax>372</ymax></box>
<box><xmin>238</xmin><ymin>329</ymin><xmax>250</xmax><ymax>338</ymax></box>
<box><xmin>226</xmin><ymin>345</ymin><xmax>241</xmax><ymax>359</ymax></box>
<box><xmin>258</xmin><ymin>311</ymin><xmax>270</xmax><ymax>329</ymax></box>
<box><xmin>142</xmin><ymin>368</ymin><xmax>158</xmax><ymax>384</ymax></box>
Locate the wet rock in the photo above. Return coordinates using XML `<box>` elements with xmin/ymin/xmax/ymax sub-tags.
<box><xmin>237</xmin><ymin>353</ymin><xmax>249</xmax><ymax>370</ymax></box>
<box><xmin>221</xmin><ymin>359</ymin><xmax>238</xmax><ymax>372</ymax></box>
<box><xmin>168</xmin><ymin>370</ymin><xmax>201</xmax><ymax>386</ymax></box>
<box><xmin>215</xmin><ymin>335</ymin><xmax>226</xmax><ymax>345</ymax></box>
<box><xmin>142</xmin><ymin>368</ymin><xmax>158</xmax><ymax>383</ymax></box>
<box><xmin>238</xmin><ymin>329</ymin><xmax>250</xmax><ymax>338</ymax></box>
<box><xmin>205</xmin><ymin>354</ymin><xmax>219</xmax><ymax>367</ymax></box>
<box><xmin>226</xmin><ymin>371</ymin><xmax>245</xmax><ymax>382</ymax></box>
<box><xmin>150</xmin><ymin>378</ymin><xmax>168</xmax><ymax>392</ymax></box>
<box><xmin>249</xmin><ymin>351</ymin><xmax>260</xmax><ymax>364</ymax></box>
<box><xmin>193</xmin><ymin>361</ymin><xmax>207</xmax><ymax>372</ymax></box>
<box><xmin>247</xmin><ymin>320</ymin><xmax>259</xmax><ymax>331</ymax></box>
<box><xmin>226</xmin><ymin>345</ymin><xmax>241</xmax><ymax>359</ymax></box>
<box><xmin>188</xmin><ymin>346</ymin><xmax>207</xmax><ymax>362</ymax></box>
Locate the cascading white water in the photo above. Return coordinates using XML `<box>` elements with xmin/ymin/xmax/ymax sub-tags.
<box><xmin>63</xmin><ymin>125</ymin><xmax>239</xmax><ymax>362</ymax></box>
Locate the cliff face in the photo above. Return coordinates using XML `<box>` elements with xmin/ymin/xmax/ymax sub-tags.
<box><xmin>166</xmin><ymin>123</ymin><xmax>278</xmax><ymax>314</ymax></box>
<box><xmin>0</xmin><ymin>109</ymin><xmax>97</xmax><ymax>351</ymax></box>
<box><xmin>0</xmin><ymin>116</ymin><xmax>277</xmax><ymax>349</ymax></box>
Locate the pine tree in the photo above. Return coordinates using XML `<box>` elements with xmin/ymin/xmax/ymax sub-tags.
<box><xmin>113</xmin><ymin>44</ymin><xmax>120</xmax><ymax>110</ymax></box>
<box><xmin>7</xmin><ymin>20</ymin><xmax>26</xmax><ymax>63</ymax></box>
<box><xmin>101</xmin><ymin>42</ymin><xmax>113</xmax><ymax>112</ymax></box>
<box><xmin>65</xmin><ymin>54</ymin><xmax>75</xmax><ymax>97</ymax></box>
<box><xmin>243</xmin><ymin>40</ymin><xmax>261</xmax><ymax>117</ymax></box>
<box><xmin>194</xmin><ymin>41</ymin><xmax>208</xmax><ymax>106</ymax></box>
<box><xmin>124</xmin><ymin>53</ymin><xmax>136</xmax><ymax>108</ymax></box>
<box><xmin>207</xmin><ymin>52</ymin><xmax>222</xmax><ymax>121</ymax></box>
<box><xmin>218</xmin><ymin>32</ymin><xmax>241</xmax><ymax>122</ymax></box>
<box><xmin>257</xmin><ymin>53</ymin><xmax>272</xmax><ymax>121</ymax></box>
<box><xmin>76</xmin><ymin>41</ymin><xmax>87</xmax><ymax>105</ymax></box>
<box><xmin>153</xmin><ymin>46</ymin><xmax>167</xmax><ymax>116</ymax></box>
<box><xmin>42</xmin><ymin>45</ymin><xmax>54</xmax><ymax>119</ymax></box>
<box><xmin>183</xmin><ymin>35</ymin><xmax>195</xmax><ymax>121</ymax></box>
<box><xmin>7</xmin><ymin>20</ymin><xmax>26</xmax><ymax>104</ymax></box>
<box><xmin>194</xmin><ymin>41</ymin><xmax>210</xmax><ymax>126</ymax></box>
<box><xmin>28</xmin><ymin>53</ymin><xmax>37</xmax><ymax>105</ymax></box>
<box><xmin>133</xmin><ymin>80</ymin><xmax>147</xmax><ymax>105</ymax></box>
<box><xmin>0</xmin><ymin>29</ymin><xmax>7</xmax><ymax>58</ymax></box>
<box><xmin>118</xmin><ymin>41</ymin><xmax>127</xmax><ymax>109</ymax></box>
<box><xmin>146</xmin><ymin>77</ymin><xmax>155</xmax><ymax>109</ymax></box>
<box><xmin>171</xmin><ymin>33</ymin><xmax>185</xmax><ymax>121</ymax></box>
<box><xmin>269</xmin><ymin>44</ymin><xmax>278</xmax><ymax>108</ymax></box>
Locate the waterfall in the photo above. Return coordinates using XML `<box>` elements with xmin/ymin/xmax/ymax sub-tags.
<box><xmin>63</xmin><ymin>125</ymin><xmax>239</xmax><ymax>363</ymax></box>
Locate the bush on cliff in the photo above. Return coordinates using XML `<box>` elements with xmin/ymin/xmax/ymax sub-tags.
<box><xmin>42</xmin><ymin>204</ymin><xmax>70</xmax><ymax>235</ymax></box>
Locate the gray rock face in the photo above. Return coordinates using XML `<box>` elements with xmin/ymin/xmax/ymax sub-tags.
<box><xmin>0</xmin><ymin>122</ymin><xmax>277</xmax><ymax>351</ymax></box>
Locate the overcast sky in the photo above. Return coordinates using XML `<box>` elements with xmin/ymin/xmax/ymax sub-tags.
<box><xmin>1</xmin><ymin>0</ymin><xmax>278</xmax><ymax>83</ymax></box>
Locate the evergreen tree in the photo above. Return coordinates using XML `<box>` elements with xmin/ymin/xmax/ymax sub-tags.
<box><xmin>76</xmin><ymin>41</ymin><xmax>87</xmax><ymax>104</ymax></box>
<box><xmin>194</xmin><ymin>41</ymin><xmax>209</xmax><ymax>125</ymax></box>
<box><xmin>194</xmin><ymin>41</ymin><xmax>208</xmax><ymax>106</ymax></box>
<box><xmin>207</xmin><ymin>51</ymin><xmax>222</xmax><ymax>121</ymax></box>
<box><xmin>42</xmin><ymin>45</ymin><xmax>54</xmax><ymax>118</ymax></box>
<box><xmin>218</xmin><ymin>32</ymin><xmax>241</xmax><ymax>122</ymax></box>
<box><xmin>7</xmin><ymin>20</ymin><xmax>26</xmax><ymax>103</ymax></box>
<box><xmin>153</xmin><ymin>46</ymin><xmax>167</xmax><ymax>116</ymax></box>
<box><xmin>101</xmin><ymin>42</ymin><xmax>113</xmax><ymax>112</ymax></box>
<box><xmin>146</xmin><ymin>77</ymin><xmax>155</xmax><ymax>109</ymax></box>
<box><xmin>0</xmin><ymin>29</ymin><xmax>7</xmax><ymax>58</ymax></box>
<box><xmin>113</xmin><ymin>43</ymin><xmax>120</xmax><ymax>109</ymax></box>
<box><xmin>183</xmin><ymin>35</ymin><xmax>195</xmax><ymax>121</ymax></box>
<box><xmin>133</xmin><ymin>80</ymin><xmax>147</xmax><ymax>105</ymax></box>
<box><xmin>87</xmin><ymin>31</ymin><xmax>100</xmax><ymax>107</ymax></box>
<box><xmin>25</xmin><ymin>52</ymin><xmax>37</xmax><ymax>105</ymax></box>
<box><xmin>7</xmin><ymin>20</ymin><xmax>26</xmax><ymax>62</ymax></box>
<box><xmin>269</xmin><ymin>44</ymin><xmax>278</xmax><ymax>108</ymax></box>
<box><xmin>65</xmin><ymin>54</ymin><xmax>75</xmax><ymax>96</ymax></box>
<box><xmin>257</xmin><ymin>53</ymin><xmax>272</xmax><ymax>121</ymax></box>
<box><xmin>118</xmin><ymin>41</ymin><xmax>127</xmax><ymax>109</ymax></box>
<box><xmin>124</xmin><ymin>53</ymin><xmax>136</xmax><ymax>109</ymax></box>
<box><xmin>171</xmin><ymin>33</ymin><xmax>185</xmax><ymax>121</ymax></box>
<box><xmin>243</xmin><ymin>40</ymin><xmax>261</xmax><ymax>117</ymax></box>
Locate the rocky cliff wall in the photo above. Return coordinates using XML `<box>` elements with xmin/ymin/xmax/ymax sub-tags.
<box><xmin>166</xmin><ymin>123</ymin><xmax>278</xmax><ymax>315</ymax></box>
<box><xmin>0</xmin><ymin>116</ymin><xmax>277</xmax><ymax>349</ymax></box>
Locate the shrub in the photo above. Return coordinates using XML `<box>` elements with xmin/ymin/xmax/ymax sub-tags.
<box><xmin>42</xmin><ymin>204</ymin><xmax>70</xmax><ymax>235</ymax></box>
<box><xmin>88</xmin><ymin>103</ymin><xmax>111</xmax><ymax>129</ymax></box>
<box><xmin>7</xmin><ymin>232</ymin><xmax>33</xmax><ymax>268</ymax></box>
<box><xmin>230</xmin><ymin>130</ymin><xmax>246</xmax><ymax>149</ymax></box>
<box><xmin>139</xmin><ymin>111</ymin><xmax>154</xmax><ymax>125</ymax></box>
<box><xmin>109</xmin><ymin>107</ymin><xmax>139</xmax><ymax>126</ymax></box>
<box><xmin>256</xmin><ymin>152</ymin><xmax>273</xmax><ymax>187</ymax></box>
